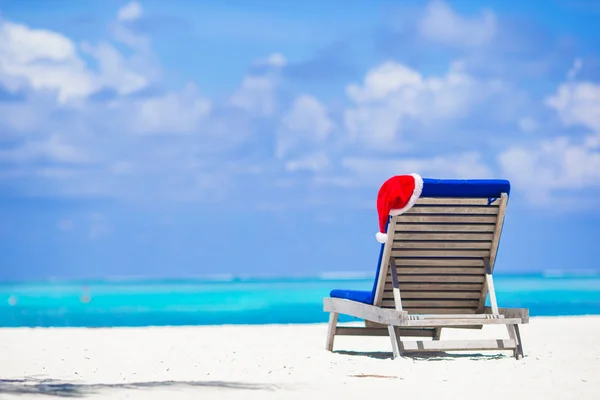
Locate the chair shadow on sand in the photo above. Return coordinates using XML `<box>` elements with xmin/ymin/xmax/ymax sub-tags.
<box><xmin>0</xmin><ymin>378</ymin><xmax>277</xmax><ymax>398</ymax></box>
<box><xmin>334</xmin><ymin>350</ymin><xmax>509</xmax><ymax>361</ymax></box>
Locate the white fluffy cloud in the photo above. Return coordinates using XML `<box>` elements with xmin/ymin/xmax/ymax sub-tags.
<box><xmin>0</xmin><ymin>20</ymin><xmax>97</xmax><ymax>102</ymax></box>
<box><xmin>0</xmin><ymin>4</ymin><xmax>234</xmax><ymax>203</ymax></box>
<box><xmin>545</xmin><ymin>81</ymin><xmax>600</xmax><ymax>132</ymax></box>
<box><xmin>0</xmin><ymin>17</ymin><xmax>153</xmax><ymax>104</ymax></box>
<box><xmin>229</xmin><ymin>53</ymin><xmax>285</xmax><ymax>117</ymax></box>
<box><xmin>1</xmin><ymin>1</ymin><xmax>599</xmax><ymax>212</ymax></box>
<box><xmin>418</xmin><ymin>1</ymin><xmax>497</xmax><ymax>48</ymax></box>
<box><xmin>117</xmin><ymin>2</ymin><xmax>143</xmax><ymax>22</ymax></box>
<box><xmin>112</xmin><ymin>5</ymin><xmax>148</xmax><ymax>49</ymax></box>
<box><xmin>344</xmin><ymin>60</ymin><xmax>502</xmax><ymax>149</ymax></box>
<box><xmin>499</xmin><ymin>71</ymin><xmax>600</xmax><ymax>203</ymax></box>
<box><xmin>276</xmin><ymin>94</ymin><xmax>333</xmax><ymax>160</ymax></box>
<box><xmin>0</xmin><ymin>134</ymin><xmax>90</xmax><ymax>164</ymax></box>
<box><xmin>230</xmin><ymin>75</ymin><xmax>278</xmax><ymax>116</ymax></box>
<box><xmin>498</xmin><ymin>136</ymin><xmax>600</xmax><ymax>202</ymax></box>
<box><xmin>118</xmin><ymin>83</ymin><xmax>212</xmax><ymax>135</ymax></box>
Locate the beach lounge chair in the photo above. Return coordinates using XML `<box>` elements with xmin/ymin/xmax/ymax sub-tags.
<box><xmin>323</xmin><ymin>178</ymin><xmax>528</xmax><ymax>359</ymax></box>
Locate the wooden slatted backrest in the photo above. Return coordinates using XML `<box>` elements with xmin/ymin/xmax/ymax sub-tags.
<box><xmin>373</xmin><ymin>194</ymin><xmax>508</xmax><ymax>315</ymax></box>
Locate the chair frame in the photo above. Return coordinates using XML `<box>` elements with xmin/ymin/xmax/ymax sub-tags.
<box><xmin>324</xmin><ymin>193</ymin><xmax>529</xmax><ymax>359</ymax></box>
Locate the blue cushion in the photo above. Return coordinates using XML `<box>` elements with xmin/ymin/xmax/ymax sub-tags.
<box><xmin>421</xmin><ymin>178</ymin><xmax>510</xmax><ymax>198</ymax></box>
<box><xmin>328</xmin><ymin>178</ymin><xmax>511</xmax><ymax>305</ymax></box>
<box><xmin>330</xmin><ymin>289</ymin><xmax>373</xmax><ymax>304</ymax></box>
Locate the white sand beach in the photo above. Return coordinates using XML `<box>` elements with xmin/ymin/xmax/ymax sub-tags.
<box><xmin>1</xmin><ymin>316</ymin><xmax>599</xmax><ymax>400</ymax></box>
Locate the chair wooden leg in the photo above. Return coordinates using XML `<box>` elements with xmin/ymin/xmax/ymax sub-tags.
<box><xmin>387</xmin><ymin>325</ymin><xmax>402</xmax><ymax>359</ymax></box>
<box><xmin>514</xmin><ymin>324</ymin><xmax>524</xmax><ymax>359</ymax></box>
<box><xmin>326</xmin><ymin>312</ymin><xmax>338</xmax><ymax>351</ymax></box>
<box><xmin>433</xmin><ymin>328</ymin><xmax>442</xmax><ymax>340</ymax></box>
<box><xmin>506</xmin><ymin>324</ymin><xmax>524</xmax><ymax>360</ymax></box>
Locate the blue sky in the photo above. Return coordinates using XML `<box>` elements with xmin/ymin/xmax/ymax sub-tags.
<box><xmin>0</xmin><ymin>0</ymin><xmax>599</xmax><ymax>282</ymax></box>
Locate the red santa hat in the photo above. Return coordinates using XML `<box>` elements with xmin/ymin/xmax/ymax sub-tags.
<box><xmin>375</xmin><ymin>173</ymin><xmax>423</xmax><ymax>243</ymax></box>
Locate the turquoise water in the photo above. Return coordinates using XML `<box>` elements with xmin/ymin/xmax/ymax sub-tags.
<box><xmin>1</xmin><ymin>273</ymin><xmax>599</xmax><ymax>327</ymax></box>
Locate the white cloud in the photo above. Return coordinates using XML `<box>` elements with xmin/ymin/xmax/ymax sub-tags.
<box><xmin>229</xmin><ymin>53</ymin><xmax>287</xmax><ymax>117</ymax></box>
<box><xmin>0</xmin><ymin>20</ymin><xmax>97</xmax><ymax>102</ymax></box>
<box><xmin>6</xmin><ymin>1</ymin><xmax>597</xmax><ymax>214</ymax></box>
<box><xmin>81</xmin><ymin>41</ymin><xmax>148</xmax><ymax>96</ymax></box>
<box><xmin>499</xmin><ymin>74</ymin><xmax>600</xmax><ymax>203</ymax></box>
<box><xmin>498</xmin><ymin>136</ymin><xmax>600</xmax><ymax>202</ymax></box>
<box><xmin>281</xmin><ymin>95</ymin><xmax>332</xmax><ymax>137</ymax></box>
<box><xmin>117</xmin><ymin>2</ymin><xmax>143</xmax><ymax>22</ymax></box>
<box><xmin>346</xmin><ymin>62</ymin><xmax>422</xmax><ymax>103</ymax></box>
<box><xmin>121</xmin><ymin>83</ymin><xmax>212</xmax><ymax>134</ymax></box>
<box><xmin>0</xmin><ymin>17</ymin><xmax>152</xmax><ymax>103</ymax></box>
<box><xmin>0</xmin><ymin>8</ymin><xmax>239</xmax><ymax>204</ymax></box>
<box><xmin>230</xmin><ymin>75</ymin><xmax>278</xmax><ymax>116</ymax></box>
<box><xmin>545</xmin><ymin>80</ymin><xmax>600</xmax><ymax>132</ymax></box>
<box><xmin>277</xmin><ymin>94</ymin><xmax>333</xmax><ymax>159</ymax></box>
<box><xmin>418</xmin><ymin>1</ymin><xmax>497</xmax><ymax>48</ymax></box>
<box><xmin>0</xmin><ymin>134</ymin><xmax>90</xmax><ymax>164</ymax></box>
<box><xmin>344</xmin><ymin>61</ymin><xmax>501</xmax><ymax>149</ymax></box>
<box><xmin>112</xmin><ymin>2</ymin><xmax>150</xmax><ymax>49</ymax></box>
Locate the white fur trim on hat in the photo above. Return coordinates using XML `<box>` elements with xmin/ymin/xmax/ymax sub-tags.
<box><xmin>375</xmin><ymin>232</ymin><xmax>388</xmax><ymax>244</ymax></box>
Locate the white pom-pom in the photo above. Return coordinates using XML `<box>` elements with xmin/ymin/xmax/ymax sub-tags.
<box><xmin>376</xmin><ymin>232</ymin><xmax>388</xmax><ymax>243</ymax></box>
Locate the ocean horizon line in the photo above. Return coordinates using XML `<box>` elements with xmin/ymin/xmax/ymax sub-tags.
<box><xmin>2</xmin><ymin>268</ymin><xmax>599</xmax><ymax>286</ymax></box>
